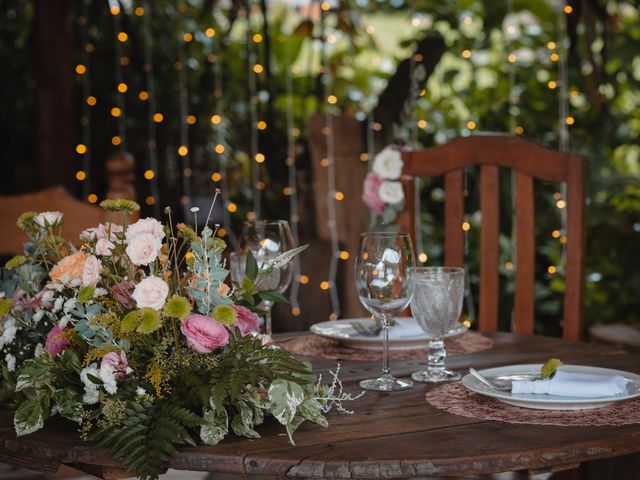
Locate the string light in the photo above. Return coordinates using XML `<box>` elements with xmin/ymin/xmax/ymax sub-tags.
<box><xmin>177</xmin><ymin>33</ymin><xmax>192</xmax><ymax>214</ymax></box>
<box><xmin>75</xmin><ymin>171</ymin><xmax>87</xmax><ymax>181</ymax></box>
<box><xmin>153</xmin><ymin>113</ymin><xmax>163</xmax><ymax>123</ymax></box>
<box><xmin>205</xmin><ymin>28</ymin><xmax>216</xmax><ymax>37</ymax></box>
<box><xmin>110</xmin><ymin>2</ymin><xmax>127</xmax><ymax>151</ymax></box>
<box><xmin>87</xmin><ymin>193</ymin><xmax>98</xmax><ymax>203</ymax></box>
<box><xmin>86</xmin><ymin>96</ymin><xmax>97</xmax><ymax>106</ymax></box>
<box><xmin>77</xmin><ymin>0</ymin><xmax>91</xmax><ymax>199</ymax></box>
<box><xmin>246</xmin><ymin>15</ymin><xmax>261</xmax><ymax>219</ymax></box>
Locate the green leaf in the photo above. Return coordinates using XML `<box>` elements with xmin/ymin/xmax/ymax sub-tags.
<box><xmin>54</xmin><ymin>389</ymin><xmax>83</xmax><ymax>423</ymax></box>
<box><xmin>200</xmin><ymin>407</ymin><xmax>229</xmax><ymax>445</ymax></box>
<box><xmin>268</xmin><ymin>379</ymin><xmax>305</xmax><ymax>425</ymax></box>
<box><xmin>245</xmin><ymin>250</ymin><xmax>258</xmax><ymax>281</ymax></box>
<box><xmin>0</xmin><ymin>299</ymin><xmax>12</xmax><ymax>319</ymax></box>
<box><xmin>14</xmin><ymin>399</ymin><xmax>44</xmax><ymax>436</ymax></box>
<box><xmin>86</xmin><ymin>373</ymin><xmax>104</xmax><ymax>385</ymax></box>
<box><xmin>230</xmin><ymin>401</ymin><xmax>260</xmax><ymax>439</ymax></box>
<box><xmin>259</xmin><ymin>291</ymin><xmax>289</xmax><ymax>304</ymax></box>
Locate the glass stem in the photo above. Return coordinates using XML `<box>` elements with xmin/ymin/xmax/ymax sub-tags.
<box><xmin>264</xmin><ymin>301</ymin><xmax>274</xmax><ymax>336</ymax></box>
<box><xmin>427</xmin><ymin>336</ymin><xmax>446</xmax><ymax>371</ymax></box>
<box><xmin>381</xmin><ymin>314</ymin><xmax>391</xmax><ymax>377</ymax></box>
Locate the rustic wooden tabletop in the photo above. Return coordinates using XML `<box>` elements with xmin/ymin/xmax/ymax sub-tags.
<box><xmin>1</xmin><ymin>332</ymin><xmax>639</xmax><ymax>479</ymax></box>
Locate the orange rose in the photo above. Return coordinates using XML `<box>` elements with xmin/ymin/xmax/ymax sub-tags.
<box><xmin>50</xmin><ymin>252</ymin><xmax>86</xmax><ymax>285</ymax></box>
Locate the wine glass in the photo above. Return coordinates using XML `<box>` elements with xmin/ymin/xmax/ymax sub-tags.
<box><xmin>409</xmin><ymin>266</ymin><xmax>465</xmax><ymax>382</ymax></box>
<box><xmin>355</xmin><ymin>232</ymin><xmax>416</xmax><ymax>391</ymax></box>
<box><xmin>231</xmin><ymin>220</ymin><xmax>295</xmax><ymax>335</ymax></box>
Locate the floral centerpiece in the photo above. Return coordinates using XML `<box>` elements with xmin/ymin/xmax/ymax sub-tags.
<box><xmin>0</xmin><ymin>200</ymin><xmax>356</xmax><ymax>479</ymax></box>
<box><xmin>362</xmin><ymin>146</ymin><xmax>406</xmax><ymax>227</ymax></box>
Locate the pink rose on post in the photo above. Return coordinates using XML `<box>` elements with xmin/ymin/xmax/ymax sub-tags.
<box><xmin>125</xmin><ymin>218</ymin><xmax>165</xmax><ymax>243</ymax></box>
<box><xmin>232</xmin><ymin>305</ymin><xmax>260</xmax><ymax>336</ymax></box>
<box><xmin>181</xmin><ymin>314</ymin><xmax>229</xmax><ymax>353</ymax></box>
<box><xmin>126</xmin><ymin>233</ymin><xmax>162</xmax><ymax>266</ymax></box>
<box><xmin>95</xmin><ymin>238</ymin><xmax>115</xmax><ymax>256</ymax></box>
<box><xmin>45</xmin><ymin>326</ymin><xmax>70</xmax><ymax>356</ymax></box>
<box><xmin>132</xmin><ymin>276</ymin><xmax>169</xmax><ymax>310</ymax></box>
<box><xmin>101</xmin><ymin>351</ymin><xmax>131</xmax><ymax>380</ymax></box>
<box><xmin>82</xmin><ymin>254</ymin><xmax>103</xmax><ymax>286</ymax></box>
<box><xmin>362</xmin><ymin>172</ymin><xmax>385</xmax><ymax>215</ymax></box>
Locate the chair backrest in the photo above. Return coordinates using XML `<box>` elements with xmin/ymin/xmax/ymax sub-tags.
<box><xmin>0</xmin><ymin>186</ymin><xmax>108</xmax><ymax>256</ymax></box>
<box><xmin>398</xmin><ymin>134</ymin><xmax>586</xmax><ymax>340</ymax></box>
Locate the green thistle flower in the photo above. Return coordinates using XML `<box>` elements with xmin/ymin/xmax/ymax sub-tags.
<box><xmin>99</xmin><ymin>199</ymin><xmax>141</xmax><ymax>213</ymax></box>
<box><xmin>16</xmin><ymin>212</ymin><xmax>37</xmax><ymax>230</ymax></box>
<box><xmin>120</xmin><ymin>310</ymin><xmax>141</xmax><ymax>333</ymax></box>
<box><xmin>137</xmin><ymin>308</ymin><xmax>163</xmax><ymax>334</ymax></box>
<box><xmin>213</xmin><ymin>304</ymin><xmax>236</xmax><ymax>326</ymax></box>
<box><xmin>0</xmin><ymin>299</ymin><xmax>12</xmax><ymax>319</ymax></box>
<box><xmin>5</xmin><ymin>255</ymin><xmax>26</xmax><ymax>270</ymax></box>
<box><xmin>541</xmin><ymin>358</ymin><xmax>564</xmax><ymax>379</ymax></box>
<box><xmin>178</xmin><ymin>225</ymin><xmax>198</xmax><ymax>242</ymax></box>
<box><xmin>163</xmin><ymin>295</ymin><xmax>191</xmax><ymax>320</ymax></box>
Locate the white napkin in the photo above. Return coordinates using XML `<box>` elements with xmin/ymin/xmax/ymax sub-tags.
<box><xmin>364</xmin><ymin>318</ymin><xmax>423</xmax><ymax>340</ymax></box>
<box><xmin>511</xmin><ymin>368</ymin><xmax>629</xmax><ymax>398</ymax></box>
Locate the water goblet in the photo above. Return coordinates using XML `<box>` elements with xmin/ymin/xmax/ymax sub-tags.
<box><xmin>409</xmin><ymin>266</ymin><xmax>465</xmax><ymax>382</ymax></box>
<box><xmin>231</xmin><ymin>220</ymin><xmax>295</xmax><ymax>335</ymax></box>
<box><xmin>355</xmin><ymin>232</ymin><xmax>416</xmax><ymax>391</ymax></box>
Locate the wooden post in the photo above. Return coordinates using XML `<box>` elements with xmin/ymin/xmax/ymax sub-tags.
<box><xmin>35</xmin><ymin>0</ymin><xmax>74</xmax><ymax>191</ymax></box>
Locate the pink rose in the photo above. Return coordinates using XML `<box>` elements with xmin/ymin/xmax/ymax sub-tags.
<box><xmin>126</xmin><ymin>232</ymin><xmax>162</xmax><ymax>266</ymax></box>
<box><xmin>232</xmin><ymin>305</ymin><xmax>260</xmax><ymax>336</ymax></box>
<box><xmin>82</xmin><ymin>254</ymin><xmax>102</xmax><ymax>286</ymax></box>
<box><xmin>132</xmin><ymin>276</ymin><xmax>169</xmax><ymax>310</ymax></box>
<box><xmin>101</xmin><ymin>351</ymin><xmax>131</xmax><ymax>380</ymax></box>
<box><xmin>45</xmin><ymin>326</ymin><xmax>70</xmax><ymax>356</ymax></box>
<box><xmin>362</xmin><ymin>172</ymin><xmax>386</xmax><ymax>215</ymax></box>
<box><xmin>95</xmin><ymin>238</ymin><xmax>115</xmax><ymax>256</ymax></box>
<box><xmin>125</xmin><ymin>218</ymin><xmax>165</xmax><ymax>243</ymax></box>
<box><xmin>180</xmin><ymin>314</ymin><xmax>229</xmax><ymax>353</ymax></box>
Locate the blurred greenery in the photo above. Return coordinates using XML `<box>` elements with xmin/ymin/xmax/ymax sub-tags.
<box><xmin>0</xmin><ymin>0</ymin><xmax>638</xmax><ymax>333</ymax></box>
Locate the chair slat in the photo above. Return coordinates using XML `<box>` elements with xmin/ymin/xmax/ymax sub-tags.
<box><xmin>479</xmin><ymin>166</ymin><xmax>500</xmax><ymax>332</ymax></box>
<box><xmin>514</xmin><ymin>172</ymin><xmax>535</xmax><ymax>335</ymax></box>
<box><xmin>563</xmin><ymin>157</ymin><xmax>586</xmax><ymax>340</ymax></box>
<box><xmin>444</xmin><ymin>170</ymin><xmax>464</xmax><ymax>267</ymax></box>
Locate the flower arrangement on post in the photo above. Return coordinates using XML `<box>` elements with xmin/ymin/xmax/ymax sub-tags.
<box><xmin>0</xmin><ymin>198</ymin><xmax>360</xmax><ymax>480</ymax></box>
<box><xmin>362</xmin><ymin>146</ymin><xmax>406</xmax><ymax>227</ymax></box>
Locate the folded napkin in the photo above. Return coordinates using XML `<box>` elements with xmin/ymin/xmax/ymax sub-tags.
<box><xmin>511</xmin><ymin>368</ymin><xmax>629</xmax><ymax>398</ymax></box>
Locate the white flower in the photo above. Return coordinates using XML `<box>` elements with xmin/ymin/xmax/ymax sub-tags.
<box><xmin>126</xmin><ymin>233</ymin><xmax>162</xmax><ymax>266</ymax></box>
<box><xmin>95</xmin><ymin>238</ymin><xmax>115</xmax><ymax>256</ymax></box>
<box><xmin>97</xmin><ymin>223</ymin><xmax>124</xmax><ymax>243</ymax></box>
<box><xmin>32</xmin><ymin>310</ymin><xmax>45</xmax><ymax>323</ymax></box>
<box><xmin>132</xmin><ymin>276</ymin><xmax>169</xmax><ymax>311</ymax></box>
<box><xmin>34</xmin><ymin>211</ymin><xmax>63</xmax><ymax>228</ymax></box>
<box><xmin>99</xmin><ymin>364</ymin><xmax>118</xmax><ymax>395</ymax></box>
<box><xmin>58</xmin><ymin>315</ymin><xmax>71</xmax><ymax>329</ymax></box>
<box><xmin>80</xmin><ymin>364</ymin><xmax>101</xmax><ymax>405</ymax></box>
<box><xmin>136</xmin><ymin>387</ymin><xmax>147</xmax><ymax>396</ymax></box>
<box><xmin>126</xmin><ymin>217</ymin><xmax>165</xmax><ymax>243</ymax></box>
<box><xmin>34</xmin><ymin>344</ymin><xmax>44</xmax><ymax>357</ymax></box>
<box><xmin>94</xmin><ymin>287</ymin><xmax>107</xmax><ymax>297</ymax></box>
<box><xmin>5</xmin><ymin>354</ymin><xmax>16</xmax><ymax>372</ymax></box>
<box><xmin>80</xmin><ymin>227</ymin><xmax>99</xmax><ymax>242</ymax></box>
<box><xmin>63</xmin><ymin>298</ymin><xmax>76</xmax><ymax>313</ymax></box>
<box><xmin>0</xmin><ymin>318</ymin><xmax>17</xmax><ymax>349</ymax></box>
<box><xmin>82</xmin><ymin>254</ymin><xmax>102</xmax><ymax>286</ymax></box>
<box><xmin>52</xmin><ymin>297</ymin><xmax>63</xmax><ymax>313</ymax></box>
<box><xmin>372</xmin><ymin>148</ymin><xmax>404</xmax><ymax>180</ymax></box>
<box><xmin>378</xmin><ymin>180</ymin><xmax>405</xmax><ymax>204</ymax></box>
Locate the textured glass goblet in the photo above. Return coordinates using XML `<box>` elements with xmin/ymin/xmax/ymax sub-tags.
<box><xmin>409</xmin><ymin>267</ymin><xmax>465</xmax><ymax>383</ymax></box>
<box><xmin>230</xmin><ymin>220</ymin><xmax>295</xmax><ymax>335</ymax></box>
<box><xmin>355</xmin><ymin>232</ymin><xmax>415</xmax><ymax>391</ymax></box>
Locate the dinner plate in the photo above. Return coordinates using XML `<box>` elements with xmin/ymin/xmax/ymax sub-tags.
<box><xmin>310</xmin><ymin>317</ymin><xmax>467</xmax><ymax>351</ymax></box>
<box><xmin>462</xmin><ymin>364</ymin><xmax>640</xmax><ymax>410</ymax></box>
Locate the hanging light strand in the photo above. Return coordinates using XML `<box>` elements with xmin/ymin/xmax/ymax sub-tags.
<box><xmin>79</xmin><ymin>0</ymin><xmax>92</xmax><ymax>198</ymax></box>
<box><xmin>247</xmin><ymin>5</ymin><xmax>261</xmax><ymax>219</ymax></box>
<box><xmin>142</xmin><ymin>1</ymin><xmax>160</xmax><ymax>216</ymax></box>
<box><xmin>557</xmin><ymin>0</ymin><xmax>571</xmax><ymax>269</ymax></box>
<box><xmin>178</xmin><ymin>36</ymin><xmax>192</xmax><ymax>212</ymax></box>
<box><xmin>320</xmin><ymin>2</ymin><xmax>341</xmax><ymax>319</ymax></box>
<box><xmin>109</xmin><ymin>0</ymin><xmax>127</xmax><ymax>151</ymax></box>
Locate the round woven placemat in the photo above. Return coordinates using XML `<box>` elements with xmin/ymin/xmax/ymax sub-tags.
<box><xmin>426</xmin><ymin>381</ymin><xmax>640</xmax><ymax>426</ymax></box>
<box><xmin>280</xmin><ymin>332</ymin><xmax>493</xmax><ymax>361</ymax></box>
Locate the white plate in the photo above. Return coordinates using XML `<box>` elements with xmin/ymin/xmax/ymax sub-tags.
<box><xmin>462</xmin><ymin>364</ymin><xmax>640</xmax><ymax>410</ymax></box>
<box><xmin>310</xmin><ymin>317</ymin><xmax>467</xmax><ymax>351</ymax></box>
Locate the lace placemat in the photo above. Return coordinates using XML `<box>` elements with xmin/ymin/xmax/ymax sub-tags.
<box><xmin>280</xmin><ymin>332</ymin><xmax>493</xmax><ymax>361</ymax></box>
<box><xmin>426</xmin><ymin>382</ymin><xmax>640</xmax><ymax>426</ymax></box>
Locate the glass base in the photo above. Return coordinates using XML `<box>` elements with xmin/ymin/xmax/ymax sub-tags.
<box><xmin>411</xmin><ymin>368</ymin><xmax>461</xmax><ymax>383</ymax></box>
<box><xmin>359</xmin><ymin>375</ymin><xmax>413</xmax><ymax>391</ymax></box>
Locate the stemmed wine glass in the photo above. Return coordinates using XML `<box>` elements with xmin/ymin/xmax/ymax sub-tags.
<box><xmin>355</xmin><ymin>232</ymin><xmax>416</xmax><ymax>391</ymax></box>
<box><xmin>409</xmin><ymin>267</ymin><xmax>465</xmax><ymax>382</ymax></box>
<box><xmin>230</xmin><ymin>220</ymin><xmax>295</xmax><ymax>335</ymax></box>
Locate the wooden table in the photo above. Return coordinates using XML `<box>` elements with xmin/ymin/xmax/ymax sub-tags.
<box><xmin>1</xmin><ymin>332</ymin><xmax>640</xmax><ymax>479</ymax></box>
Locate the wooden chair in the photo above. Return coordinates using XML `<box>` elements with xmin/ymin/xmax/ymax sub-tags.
<box><xmin>0</xmin><ymin>186</ymin><xmax>108</xmax><ymax>256</ymax></box>
<box><xmin>398</xmin><ymin>134</ymin><xmax>586</xmax><ymax>340</ymax></box>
